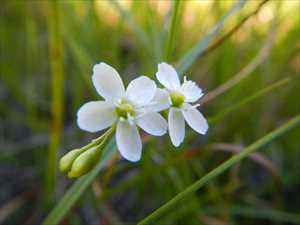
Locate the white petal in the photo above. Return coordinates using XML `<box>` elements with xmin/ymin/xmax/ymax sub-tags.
<box><xmin>116</xmin><ymin>120</ymin><xmax>142</xmax><ymax>162</ymax></box>
<box><xmin>92</xmin><ymin>62</ymin><xmax>125</xmax><ymax>101</ymax></box>
<box><xmin>182</xmin><ymin>105</ymin><xmax>208</xmax><ymax>135</ymax></box>
<box><xmin>156</xmin><ymin>62</ymin><xmax>180</xmax><ymax>89</ymax></box>
<box><xmin>77</xmin><ymin>101</ymin><xmax>117</xmax><ymax>132</ymax></box>
<box><xmin>136</xmin><ymin>112</ymin><xmax>167</xmax><ymax>136</ymax></box>
<box><xmin>168</xmin><ymin>108</ymin><xmax>185</xmax><ymax>147</ymax></box>
<box><xmin>180</xmin><ymin>79</ymin><xmax>203</xmax><ymax>102</ymax></box>
<box><xmin>148</xmin><ymin>88</ymin><xmax>171</xmax><ymax>112</ymax></box>
<box><xmin>126</xmin><ymin>76</ymin><xmax>156</xmax><ymax>105</ymax></box>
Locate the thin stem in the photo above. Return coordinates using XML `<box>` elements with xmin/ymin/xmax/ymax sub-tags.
<box><xmin>164</xmin><ymin>0</ymin><xmax>181</xmax><ymax>61</ymax></box>
<box><xmin>81</xmin><ymin>125</ymin><xmax>116</xmax><ymax>152</ymax></box>
<box><xmin>200</xmin><ymin>0</ymin><xmax>270</xmax><ymax>59</ymax></box>
<box><xmin>137</xmin><ymin>114</ymin><xmax>300</xmax><ymax>225</ymax></box>
<box><xmin>176</xmin><ymin>0</ymin><xmax>246</xmax><ymax>76</ymax></box>
<box><xmin>200</xmin><ymin>18</ymin><xmax>277</xmax><ymax>105</ymax></box>
<box><xmin>45</xmin><ymin>0</ymin><xmax>64</xmax><ymax>205</ymax></box>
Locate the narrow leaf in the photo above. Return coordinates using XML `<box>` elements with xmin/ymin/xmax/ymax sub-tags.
<box><xmin>45</xmin><ymin>0</ymin><xmax>64</xmax><ymax>204</ymax></box>
<box><xmin>42</xmin><ymin>139</ymin><xmax>116</xmax><ymax>225</ymax></box>
<box><xmin>164</xmin><ymin>0</ymin><xmax>181</xmax><ymax>61</ymax></box>
<box><xmin>137</xmin><ymin>114</ymin><xmax>300</xmax><ymax>225</ymax></box>
<box><xmin>176</xmin><ymin>0</ymin><xmax>246</xmax><ymax>75</ymax></box>
<box><xmin>209</xmin><ymin>77</ymin><xmax>290</xmax><ymax>123</ymax></box>
<box><xmin>109</xmin><ymin>0</ymin><xmax>152</xmax><ymax>55</ymax></box>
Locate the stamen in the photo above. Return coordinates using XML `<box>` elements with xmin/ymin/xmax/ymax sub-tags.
<box><xmin>192</xmin><ymin>104</ymin><xmax>200</xmax><ymax>109</ymax></box>
<box><xmin>184</xmin><ymin>76</ymin><xmax>187</xmax><ymax>83</ymax></box>
<box><xmin>127</xmin><ymin>113</ymin><xmax>135</xmax><ymax>126</ymax></box>
<box><xmin>115</xmin><ymin>98</ymin><xmax>135</xmax><ymax>119</ymax></box>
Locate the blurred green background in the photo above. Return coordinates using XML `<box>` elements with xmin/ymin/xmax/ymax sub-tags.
<box><xmin>1</xmin><ymin>0</ymin><xmax>300</xmax><ymax>224</ymax></box>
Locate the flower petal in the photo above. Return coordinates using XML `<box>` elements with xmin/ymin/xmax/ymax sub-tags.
<box><xmin>148</xmin><ymin>88</ymin><xmax>171</xmax><ymax>112</ymax></box>
<box><xmin>92</xmin><ymin>62</ymin><xmax>125</xmax><ymax>102</ymax></box>
<box><xmin>136</xmin><ymin>112</ymin><xmax>167</xmax><ymax>136</ymax></box>
<box><xmin>168</xmin><ymin>108</ymin><xmax>185</xmax><ymax>147</ymax></box>
<box><xmin>180</xmin><ymin>79</ymin><xmax>203</xmax><ymax>102</ymax></box>
<box><xmin>77</xmin><ymin>101</ymin><xmax>117</xmax><ymax>132</ymax></box>
<box><xmin>116</xmin><ymin>120</ymin><xmax>142</xmax><ymax>162</ymax></box>
<box><xmin>182</xmin><ymin>105</ymin><xmax>208</xmax><ymax>135</ymax></box>
<box><xmin>126</xmin><ymin>76</ymin><xmax>156</xmax><ymax>105</ymax></box>
<box><xmin>156</xmin><ymin>62</ymin><xmax>180</xmax><ymax>89</ymax></box>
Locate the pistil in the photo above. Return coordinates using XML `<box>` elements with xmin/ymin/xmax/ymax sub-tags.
<box><xmin>116</xmin><ymin>99</ymin><xmax>135</xmax><ymax>119</ymax></box>
<box><xmin>170</xmin><ymin>91</ymin><xmax>185</xmax><ymax>108</ymax></box>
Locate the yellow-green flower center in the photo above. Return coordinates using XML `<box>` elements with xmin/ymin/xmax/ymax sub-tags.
<box><xmin>115</xmin><ymin>99</ymin><xmax>135</xmax><ymax>118</ymax></box>
<box><xmin>170</xmin><ymin>91</ymin><xmax>185</xmax><ymax>108</ymax></box>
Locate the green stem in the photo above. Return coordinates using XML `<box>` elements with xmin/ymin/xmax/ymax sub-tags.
<box><xmin>164</xmin><ymin>0</ymin><xmax>181</xmax><ymax>61</ymax></box>
<box><xmin>176</xmin><ymin>0</ymin><xmax>246</xmax><ymax>76</ymax></box>
<box><xmin>45</xmin><ymin>0</ymin><xmax>64</xmax><ymax>205</ymax></box>
<box><xmin>96</xmin><ymin>125</ymin><xmax>116</xmax><ymax>148</ymax></box>
<box><xmin>137</xmin><ymin>114</ymin><xmax>300</xmax><ymax>225</ymax></box>
<box><xmin>81</xmin><ymin>125</ymin><xmax>116</xmax><ymax>152</ymax></box>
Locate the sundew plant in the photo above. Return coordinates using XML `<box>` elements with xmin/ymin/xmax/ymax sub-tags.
<box><xmin>1</xmin><ymin>0</ymin><xmax>300</xmax><ymax>225</ymax></box>
<box><xmin>60</xmin><ymin>62</ymin><xmax>208</xmax><ymax>177</ymax></box>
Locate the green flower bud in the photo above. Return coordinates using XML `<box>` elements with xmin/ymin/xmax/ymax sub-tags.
<box><xmin>59</xmin><ymin>148</ymin><xmax>85</xmax><ymax>173</ymax></box>
<box><xmin>68</xmin><ymin>146</ymin><xmax>101</xmax><ymax>178</ymax></box>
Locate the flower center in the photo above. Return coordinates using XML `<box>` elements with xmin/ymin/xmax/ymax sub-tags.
<box><xmin>170</xmin><ymin>91</ymin><xmax>185</xmax><ymax>108</ymax></box>
<box><xmin>115</xmin><ymin>99</ymin><xmax>135</xmax><ymax>119</ymax></box>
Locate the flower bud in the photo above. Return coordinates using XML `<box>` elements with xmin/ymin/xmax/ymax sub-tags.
<box><xmin>68</xmin><ymin>146</ymin><xmax>101</xmax><ymax>178</ymax></box>
<box><xmin>59</xmin><ymin>148</ymin><xmax>85</xmax><ymax>173</ymax></box>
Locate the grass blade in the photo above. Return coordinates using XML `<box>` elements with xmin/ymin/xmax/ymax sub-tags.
<box><xmin>164</xmin><ymin>0</ymin><xmax>181</xmax><ymax>61</ymax></box>
<box><xmin>110</xmin><ymin>0</ymin><xmax>152</xmax><ymax>56</ymax></box>
<box><xmin>42</xmin><ymin>1</ymin><xmax>280</xmax><ymax>222</ymax></box>
<box><xmin>200</xmin><ymin>19</ymin><xmax>277</xmax><ymax>105</ymax></box>
<box><xmin>42</xmin><ymin>139</ymin><xmax>117</xmax><ymax>225</ymax></box>
<box><xmin>209</xmin><ymin>77</ymin><xmax>290</xmax><ymax>123</ymax></box>
<box><xmin>137</xmin><ymin>114</ymin><xmax>300</xmax><ymax>225</ymax></box>
<box><xmin>176</xmin><ymin>0</ymin><xmax>246</xmax><ymax>75</ymax></box>
<box><xmin>200</xmin><ymin>0</ymin><xmax>270</xmax><ymax>59</ymax></box>
<box><xmin>45</xmin><ymin>0</ymin><xmax>64</xmax><ymax>204</ymax></box>
<box><xmin>207</xmin><ymin>206</ymin><xmax>300</xmax><ymax>224</ymax></box>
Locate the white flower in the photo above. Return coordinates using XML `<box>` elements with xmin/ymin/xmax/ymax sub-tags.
<box><xmin>77</xmin><ymin>62</ymin><xmax>168</xmax><ymax>162</ymax></box>
<box><xmin>156</xmin><ymin>62</ymin><xmax>208</xmax><ymax>147</ymax></box>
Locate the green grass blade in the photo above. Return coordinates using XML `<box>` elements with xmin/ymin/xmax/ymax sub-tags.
<box><xmin>207</xmin><ymin>206</ymin><xmax>300</xmax><ymax>224</ymax></box>
<box><xmin>110</xmin><ymin>0</ymin><xmax>152</xmax><ymax>55</ymax></box>
<box><xmin>176</xmin><ymin>0</ymin><xmax>246</xmax><ymax>75</ymax></box>
<box><xmin>45</xmin><ymin>0</ymin><xmax>64</xmax><ymax>204</ymax></box>
<box><xmin>209</xmin><ymin>77</ymin><xmax>291</xmax><ymax>123</ymax></box>
<box><xmin>164</xmin><ymin>0</ymin><xmax>181</xmax><ymax>61</ymax></box>
<box><xmin>42</xmin><ymin>139</ymin><xmax>117</xmax><ymax>225</ymax></box>
<box><xmin>42</xmin><ymin>1</ymin><xmax>281</xmax><ymax>223</ymax></box>
<box><xmin>95</xmin><ymin>75</ymin><xmax>290</xmax><ymax>199</ymax></box>
<box><xmin>137</xmin><ymin>114</ymin><xmax>300</xmax><ymax>225</ymax></box>
<box><xmin>200</xmin><ymin>19</ymin><xmax>277</xmax><ymax>105</ymax></box>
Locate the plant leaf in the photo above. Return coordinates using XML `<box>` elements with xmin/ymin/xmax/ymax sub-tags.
<box><xmin>137</xmin><ymin>114</ymin><xmax>300</xmax><ymax>225</ymax></box>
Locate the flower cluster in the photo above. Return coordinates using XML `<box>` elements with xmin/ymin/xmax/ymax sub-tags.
<box><xmin>60</xmin><ymin>62</ymin><xmax>208</xmax><ymax>177</ymax></box>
